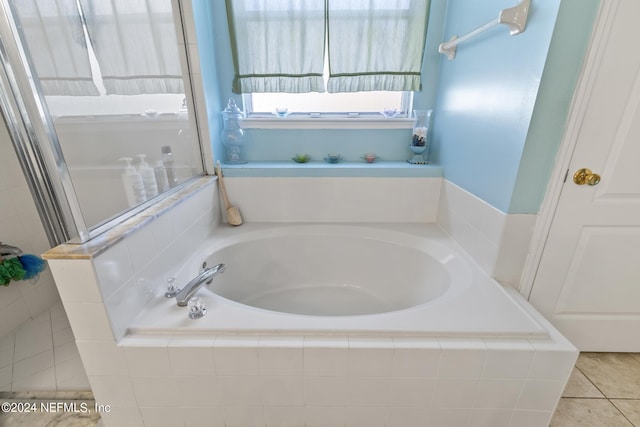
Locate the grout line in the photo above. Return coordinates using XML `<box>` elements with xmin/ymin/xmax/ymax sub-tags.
<box><xmin>609</xmin><ymin>399</ymin><xmax>638</xmax><ymax>427</ymax></box>
<box><xmin>49</xmin><ymin>307</ymin><xmax>59</xmax><ymax>391</ymax></box>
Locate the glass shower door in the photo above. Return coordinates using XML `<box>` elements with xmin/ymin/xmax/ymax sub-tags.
<box><xmin>0</xmin><ymin>0</ymin><xmax>205</xmax><ymax>243</ymax></box>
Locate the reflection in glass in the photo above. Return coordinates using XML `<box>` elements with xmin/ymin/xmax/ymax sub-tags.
<box><xmin>10</xmin><ymin>0</ymin><xmax>203</xmax><ymax>230</ymax></box>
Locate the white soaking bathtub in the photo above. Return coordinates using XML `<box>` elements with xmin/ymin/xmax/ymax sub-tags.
<box><xmin>123</xmin><ymin>223</ymin><xmax>577</xmax><ymax>427</ymax></box>
<box><xmin>130</xmin><ymin>223</ymin><xmax>549</xmax><ymax>337</ymax></box>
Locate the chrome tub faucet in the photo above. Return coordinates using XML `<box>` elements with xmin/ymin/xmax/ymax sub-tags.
<box><xmin>175</xmin><ymin>263</ymin><xmax>226</xmax><ymax>307</ymax></box>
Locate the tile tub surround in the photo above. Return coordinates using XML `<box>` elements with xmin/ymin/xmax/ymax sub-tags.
<box><xmin>43</xmin><ymin>175</ymin><xmax>576</xmax><ymax>426</ymax></box>
<box><xmin>437</xmin><ymin>180</ymin><xmax>537</xmax><ymax>289</ymax></box>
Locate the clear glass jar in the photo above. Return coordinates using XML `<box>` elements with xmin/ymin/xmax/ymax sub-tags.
<box><xmin>221</xmin><ymin>98</ymin><xmax>247</xmax><ymax>164</ymax></box>
<box><xmin>408</xmin><ymin>109</ymin><xmax>433</xmax><ymax>164</ymax></box>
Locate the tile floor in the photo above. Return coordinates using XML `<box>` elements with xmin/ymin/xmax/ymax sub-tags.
<box><xmin>551</xmin><ymin>352</ymin><xmax>640</xmax><ymax>426</ymax></box>
<box><xmin>0</xmin><ymin>302</ymin><xmax>89</xmax><ymax>392</ymax></box>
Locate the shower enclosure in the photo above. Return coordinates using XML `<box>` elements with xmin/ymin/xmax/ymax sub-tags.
<box><xmin>0</xmin><ymin>0</ymin><xmax>206</xmax><ymax>245</ymax></box>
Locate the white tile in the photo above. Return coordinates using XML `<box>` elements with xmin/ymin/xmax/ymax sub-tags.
<box><xmin>213</xmin><ymin>346</ymin><xmax>259</xmax><ymax>376</ymax></box>
<box><xmin>509</xmin><ymin>409</ymin><xmax>553</xmax><ymax>427</ymax></box>
<box><xmin>182</xmin><ymin>406</ymin><xmax>226</xmax><ymax>427</ymax></box>
<box><xmin>124</xmin><ymin>221</ymin><xmax>163</xmax><ymax>273</ymax></box>
<box><xmin>436</xmin><ymin>341</ymin><xmax>487</xmax><ymax>379</ymax></box>
<box><xmin>14</xmin><ymin>311</ymin><xmax>53</xmax><ymax>361</ymax></box>
<box><xmin>47</xmin><ymin>259</ymin><xmax>102</xmax><ymax>303</ymax></box>
<box><xmin>131</xmin><ymin>376</ymin><xmax>180</xmax><ymax>407</ymax></box>
<box><xmin>124</xmin><ymin>346</ymin><xmax>171</xmax><ymax>376</ymax></box>
<box><xmin>388</xmin><ymin>378</ymin><xmax>435</xmax><ymax>407</ymax></box>
<box><xmin>55</xmin><ymin>356</ymin><xmax>90</xmax><ymax>390</ymax></box>
<box><xmin>220</xmin><ymin>376</ymin><xmax>262</xmax><ymax>406</ymax></box>
<box><xmin>0</xmin><ymin>365</ymin><xmax>13</xmax><ymax>387</ymax></box>
<box><xmin>54</xmin><ymin>341</ymin><xmax>80</xmax><ymax>365</ymax></box>
<box><xmin>98</xmin><ymin>406</ymin><xmax>144</xmax><ymax>427</ymax></box>
<box><xmin>50</xmin><ymin>301</ymin><xmax>71</xmax><ymax>331</ymax></box>
<box><xmin>467</xmin><ymin>409</ymin><xmax>513</xmax><ymax>427</ymax></box>
<box><xmin>11</xmin><ymin>366</ymin><xmax>56</xmax><ymax>391</ymax></box>
<box><xmin>176</xmin><ymin>375</ymin><xmax>222</xmax><ymax>406</ymax></box>
<box><xmin>304</xmin><ymin>406</ymin><xmax>346</xmax><ymax>427</ymax></box>
<box><xmin>387</xmin><ymin>407</ymin><xmax>429</xmax><ymax>427</ymax></box>
<box><xmin>0</xmin><ymin>297</ymin><xmax>31</xmax><ymax>340</ymax></box>
<box><xmin>346</xmin><ymin>405</ymin><xmax>387</xmax><ymax>427</ymax></box>
<box><xmin>76</xmin><ymin>341</ymin><xmax>128</xmax><ymax>376</ymax></box>
<box><xmin>346</xmin><ymin>377</ymin><xmax>390</xmax><ymax>406</ymax></box>
<box><xmin>139</xmin><ymin>406</ymin><xmax>186</xmax><ymax>427</ymax></box>
<box><xmin>304</xmin><ymin>376</ymin><xmax>347</xmax><ymax>406</ymax></box>
<box><xmin>392</xmin><ymin>345</ymin><xmax>441</xmax><ymax>377</ymax></box>
<box><xmin>304</xmin><ymin>337</ymin><xmax>348</xmax><ymax>376</ymax></box>
<box><xmin>528</xmin><ymin>350</ymin><xmax>577</xmax><ymax>380</ymax></box>
<box><xmin>103</xmin><ymin>278</ymin><xmax>142</xmax><ymax>340</ymax></box>
<box><xmin>87</xmin><ymin>375</ymin><xmax>137</xmax><ymax>407</ymax></box>
<box><xmin>63</xmin><ymin>302</ymin><xmax>114</xmax><ymax>341</ymax></box>
<box><xmin>52</xmin><ymin>326</ymin><xmax>75</xmax><ymax>349</ymax></box>
<box><xmin>0</xmin><ymin>333</ymin><xmax>15</xmax><ymax>368</ymax></box>
<box><xmin>263</xmin><ymin>405</ymin><xmax>306</xmax><ymax>427</ymax></box>
<box><xmin>482</xmin><ymin>345</ymin><xmax>535</xmax><ymax>379</ymax></box>
<box><xmin>261</xmin><ymin>376</ymin><xmax>304</xmax><ymax>406</ymax></box>
<box><xmin>348</xmin><ymin>348</ymin><xmax>394</xmax><ymax>377</ymax></box>
<box><xmin>223</xmin><ymin>406</ymin><xmax>265</xmax><ymax>427</ymax></box>
<box><xmin>433</xmin><ymin>378</ymin><xmax>478</xmax><ymax>408</ymax></box>
<box><xmin>474</xmin><ymin>379</ymin><xmax>524</xmax><ymax>408</ymax></box>
<box><xmin>12</xmin><ymin>349</ymin><xmax>54</xmax><ymax>380</ymax></box>
<box><xmin>517</xmin><ymin>379</ymin><xmax>565</xmax><ymax>411</ymax></box>
<box><xmin>428</xmin><ymin>409</ymin><xmax>470</xmax><ymax>426</ymax></box>
<box><xmin>259</xmin><ymin>346</ymin><xmax>303</xmax><ymax>376</ymax></box>
<box><xmin>168</xmin><ymin>346</ymin><xmax>215</xmax><ymax>376</ymax></box>
<box><xmin>19</xmin><ymin>270</ymin><xmax>61</xmax><ymax>319</ymax></box>
<box><xmin>93</xmin><ymin>243</ymin><xmax>135</xmax><ymax>301</ymax></box>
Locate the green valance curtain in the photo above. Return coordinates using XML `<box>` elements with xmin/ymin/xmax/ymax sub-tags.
<box><xmin>226</xmin><ymin>0</ymin><xmax>430</xmax><ymax>94</ymax></box>
<box><xmin>226</xmin><ymin>0</ymin><xmax>326</xmax><ymax>94</ymax></box>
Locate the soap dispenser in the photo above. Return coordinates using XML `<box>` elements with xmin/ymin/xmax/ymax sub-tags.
<box><xmin>119</xmin><ymin>157</ymin><xmax>146</xmax><ymax>207</ymax></box>
<box><xmin>136</xmin><ymin>154</ymin><xmax>159</xmax><ymax>199</ymax></box>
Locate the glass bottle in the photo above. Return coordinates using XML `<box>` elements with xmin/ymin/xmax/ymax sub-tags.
<box><xmin>221</xmin><ymin>98</ymin><xmax>247</xmax><ymax>164</ymax></box>
<box><xmin>408</xmin><ymin>109</ymin><xmax>433</xmax><ymax>164</ymax></box>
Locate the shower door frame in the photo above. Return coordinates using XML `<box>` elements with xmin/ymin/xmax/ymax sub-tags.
<box><xmin>0</xmin><ymin>0</ymin><xmax>207</xmax><ymax>245</ymax></box>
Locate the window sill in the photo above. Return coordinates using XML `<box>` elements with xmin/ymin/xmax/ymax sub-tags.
<box><xmin>241</xmin><ymin>117</ymin><xmax>415</xmax><ymax>130</ymax></box>
<box><xmin>219</xmin><ymin>161</ymin><xmax>442</xmax><ymax>177</ymax></box>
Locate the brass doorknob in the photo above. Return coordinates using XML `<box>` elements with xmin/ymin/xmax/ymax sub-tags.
<box><xmin>573</xmin><ymin>168</ymin><xmax>601</xmax><ymax>186</ymax></box>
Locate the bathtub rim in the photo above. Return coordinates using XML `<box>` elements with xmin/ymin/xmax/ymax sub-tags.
<box><xmin>127</xmin><ymin>222</ymin><xmax>550</xmax><ymax>340</ymax></box>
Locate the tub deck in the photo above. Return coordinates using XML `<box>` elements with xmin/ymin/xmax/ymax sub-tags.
<box><xmin>128</xmin><ymin>223</ymin><xmax>548</xmax><ymax>339</ymax></box>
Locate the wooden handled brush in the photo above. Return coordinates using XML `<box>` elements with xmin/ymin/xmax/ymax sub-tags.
<box><xmin>216</xmin><ymin>161</ymin><xmax>243</xmax><ymax>226</ymax></box>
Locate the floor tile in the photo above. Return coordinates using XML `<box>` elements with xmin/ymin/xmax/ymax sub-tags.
<box><xmin>611</xmin><ymin>399</ymin><xmax>640</xmax><ymax>426</ymax></box>
<box><xmin>576</xmin><ymin>353</ymin><xmax>640</xmax><ymax>398</ymax></box>
<box><xmin>13</xmin><ymin>313</ymin><xmax>52</xmax><ymax>362</ymax></box>
<box><xmin>562</xmin><ymin>367</ymin><xmax>604</xmax><ymax>398</ymax></box>
<box><xmin>550</xmin><ymin>398</ymin><xmax>633</xmax><ymax>427</ymax></box>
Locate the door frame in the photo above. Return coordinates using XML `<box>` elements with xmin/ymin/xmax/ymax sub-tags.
<box><xmin>520</xmin><ymin>0</ymin><xmax>617</xmax><ymax>299</ymax></box>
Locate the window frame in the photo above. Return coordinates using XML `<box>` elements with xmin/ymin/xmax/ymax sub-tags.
<box><xmin>241</xmin><ymin>92</ymin><xmax>416</xmax><ymax>130</ymax></box>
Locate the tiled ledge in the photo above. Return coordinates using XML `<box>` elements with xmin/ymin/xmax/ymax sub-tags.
<box><xmin>42</xmin><ymin>176</ymin><xmax>216</xmax><ymax>260</ymax></box>
<box><xmin>220</xmin><ymin>161</ymin><xmax>443</xmax><ymax>177</ymax></box>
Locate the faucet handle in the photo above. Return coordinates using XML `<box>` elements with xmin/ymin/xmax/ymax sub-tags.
<box><xmin>164</xmin><ymin>277</ymin><xmax>181</xmax><ymax>298</ymax></box>
<box><xmin>187</xmin><ymin>297</ymin><xmax>207</xmax><ymax>319</ymax></box>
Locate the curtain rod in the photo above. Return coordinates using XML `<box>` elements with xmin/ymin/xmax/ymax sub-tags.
<box><xmin>439</xmin><ymin>0</ymin><xmax>531</xmax><ymax>60</ymax></box>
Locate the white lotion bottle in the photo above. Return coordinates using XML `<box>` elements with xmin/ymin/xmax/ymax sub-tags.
<box><xmin>136</xmin><ymin>154</ymin><xmax>159</xmax><ymax>199</ymax></box>
<box><xmin>154</xmin><ymin>160</ymin><xmax>169</xmax><ymax>193</ymax></box>
<box><xmin>119</xmin><ymin>157</ymin><xmax>146</xmax><ymax>207</ymax></box>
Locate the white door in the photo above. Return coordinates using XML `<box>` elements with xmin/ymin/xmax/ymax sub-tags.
<box><xmin>528</xmin><ymin>0</ymin><xmax>640</xmax><ymax>351</ymax></box>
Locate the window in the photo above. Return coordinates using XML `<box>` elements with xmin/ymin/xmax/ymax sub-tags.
<box><xmin>226</xmin><ymin>0</ymin><xmax>430</xmax><ymax>120</ymax></box>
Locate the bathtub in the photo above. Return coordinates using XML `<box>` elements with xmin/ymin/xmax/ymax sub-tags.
<box><xmin>130</xmin><ymin>223</ymin><xmax>548</xmax><ymax>338</ymax></box>
<box><xmin>116</xmin><ymin>223</ymin><xmax>577</xmax><ymax>426</ymax></box>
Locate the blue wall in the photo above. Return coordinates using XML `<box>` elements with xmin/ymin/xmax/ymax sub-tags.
<box><xmin>193</xmin><ymin>0</ymin><xmax>599</xmax><ymax>214</ymax></box>
<box><xmin>434</xmin><ymin>0</ymin><xmax>599</xmax><ymax>213</ymax></box>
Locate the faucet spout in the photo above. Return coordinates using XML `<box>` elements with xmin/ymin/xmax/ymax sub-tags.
<box><xmin>176</xmin><ymin>263</ymin><xmax>226</xmax><ymax>307</ymax></box>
